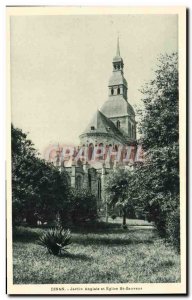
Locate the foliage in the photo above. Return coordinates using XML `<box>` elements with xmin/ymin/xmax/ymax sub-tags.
<box><xmin>35</xmin><ymin>166</ymin><xmax>71</xmax><ymax>225</ymax></box>
<box><xmin>132</xmin><ymin>145</ymin><xmax>179</xmax><ymax>213</ymax></box>
<box><xmin>166</xmin><ymin>204</ymin><xmax>180</xmax><ymax>252</ymax></box>
<box><xmin>38</xmin><ymin>227</ymin><xmax>72</xmax><ymax>255</ymax></box>
<box><xmin>69</xmin><ymin>188</ymin><xmax>98</xmax><ymax>225</ymax></box>
<box><xmin>12</xmin><ymin>125</ymin><xmax>37</xmax><ymax>224</ymax></box>
<box><xmin>131</xmin><ymin>147</ymin><xmax>180</xmax><ymax>248</ymax></box>
<box><xmin>134</xmin><ymin>53</ymin><xmax>180</xmax><ymax>250</ymax></box>
<box><xmin>138</xmin><ymin>52</ymin><xmax>178</xmax><ymax>150</ymax></box>
<box><xmin>12</xmin><ymin>125</ymin><xmax>71</xmax><ymax>226</ymax></box>
<box><xmin>105</xmin><ymin>168</ymin><xmax>136</xmax><ymax>226</ymax></box>
<box><xmin>12</xmin><ymin>125</ymin><xmax>98</xmax><ymax>228</ymax></box>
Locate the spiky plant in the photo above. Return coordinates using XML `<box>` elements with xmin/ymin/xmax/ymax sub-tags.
<box><xmin>38</xmin><ymin>227</ymin><xmax>72</xmax><ymax>255</ymax></box>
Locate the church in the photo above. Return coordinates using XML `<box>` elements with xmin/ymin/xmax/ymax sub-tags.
<box><xmin>54</xmin><ymin>39</ymin><xmax>137</xmax><ymax>209</ymax></box>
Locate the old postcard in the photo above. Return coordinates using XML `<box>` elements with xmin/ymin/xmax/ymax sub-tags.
<box><xmin>6</xmin><ymin>6</ymin><xmax>187</xmax><ymax>295</ymax></box>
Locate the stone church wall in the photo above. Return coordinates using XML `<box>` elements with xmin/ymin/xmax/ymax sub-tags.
<box><xmin>108</xmin><ymin>115</ymin><xmax>128</xmax><ymax>137</ymax></box>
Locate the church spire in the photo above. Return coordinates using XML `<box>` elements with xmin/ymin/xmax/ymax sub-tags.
<box><xmin>112</xmin><ymin>36</ymin><xmax>124</xmax><ymax>72</ymax></box>
<box><xmin>109</xmin><ymin>38</ymin><xmax>128</xmax><ymax>101</ymax></box>
<box><xmin>116</xmin><ymin>36</ymin><xmax>120</xmax><ymax>57</ymax></box>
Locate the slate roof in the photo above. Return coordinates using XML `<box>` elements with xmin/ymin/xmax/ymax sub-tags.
<box><xmin>80</xmin><ymin>110</ymin><xmax>125</xmax><ymax>140</ymax></box>
<box><xmin>108</xmin><ymin>72</ymin><xmax>127</xmax><ymax>86</ymax></box>
<box><xmin>100</xmin><ymin>96</ymin><xmax>135</xmax><ymax>118</ymax></box>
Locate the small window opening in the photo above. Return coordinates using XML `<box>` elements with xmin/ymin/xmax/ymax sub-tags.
<box><xmin>117</xmin><ymin>87</ymin><xmax>120</xmax><ymax>95</ymax></box>
<box><xmin>91</xmin><ymin>126</ymin><xmax>95</xmax><ymax>130</ymax></box>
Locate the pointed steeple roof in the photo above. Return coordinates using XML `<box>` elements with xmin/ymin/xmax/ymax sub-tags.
<box><xmin>113</xmin><ymin>36</ymin><xmax>123</xmax><ymax>62</ymax></box>
<box><xmin>116</xmin><ymin>36</ymin><xmax>120</xmax><ymax>56</ymax></box>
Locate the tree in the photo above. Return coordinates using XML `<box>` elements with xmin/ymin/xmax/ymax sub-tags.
<box><xmin>132</xmin><ymin>145</ymin><xmax>179</xmax><ymax>235</ymax></box>
<box><xmin>69</xmin><ymin>188</ymin><xmax>98</xmax><ymax>225</ymax></box>
<box><xmin>104</xmin><ymin>168</ymin><xmax>135</xmax><ymax>227</ymax></box>
<box><xmin>30</xmin><ymin>159</ymin><xmax>71</xmax><ymax>224</ymax></box>
<box><xmin>134</xmin><ymin>53</ymin><xmax>180</xmax><ymax>249</ymax></box>
<box><xmin>12</xmin><ymin>125</ymin><xmax>38</xmax><ymax>224</ymax></box>
<box><xmin>138</xmin><ymin>52</ymin><xmax>178</xmax><ymax>150</ymax></box>
<box><xmin>12</xmin><ymin>125</ymin><xmax>70</xmax><ymax>226</ymax></box>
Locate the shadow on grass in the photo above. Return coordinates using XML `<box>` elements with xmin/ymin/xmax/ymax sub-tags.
<box><xmin>73</xmin><ymin>236</ymin><xmax>154</xmax><ymax>246</ymax></box>
<box><xmin>71</xmin><ymin>222</ymin><xmax>154</xmax><ymax>235</ymax></box>
<box><xmin>13</xmin><ymin>227</ymin><xmax>41</xmax><ymax>243</ymax></box>
<box><xmin>70</xmin><ymin>222</ymin><xmax>120</xmax><ymax>234</ymax></box>
<box><xmin>60</xmin><ymin>252</ymin><xmax>92</xmax><ymax>261</ymax></box>
<box><xmin>159</xmin><ymin>260</ymin><xmax>175</xmax><ymax>268</ymax></box>
<box><xmin>13</xmin><ymin>223</ymin><xmax>155</xmax><ymax>245</ymax></box>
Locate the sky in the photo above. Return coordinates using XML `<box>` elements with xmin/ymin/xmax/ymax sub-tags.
<box><xmin>10</xmin><ymin>13</ymin><xmax>178</xmax><ymax>156</ymax></box>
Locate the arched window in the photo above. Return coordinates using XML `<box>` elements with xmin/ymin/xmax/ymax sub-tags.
<box><xmin>117</xmin><ymin>87</ymin><xmax>120</xmax><ymax>95</ymax></box>
<box><xmin>98</xmin><ymin>143</ymin><xmax>103</xmax><ymax>152</ymax></box>
<box><xmin>96</xmin><ymin>143</ymin><xmax>103</xmax><ymax>161</ymax></box>
<box><xmin>76</xmin><ymin>175</ymin><xmax>82</xmax><ymax>190</ymax></box>
<box><xmin>88</xmin><ymin>143</ymin><xmax>94</xmax><ymax>161</ymax></box>
<box><xmin>111</xmin><ymin>88</ymin><xmax>114</xmax><ymax>95</ymax></box>
<box><xmin>116</xmin><ymin>120</ymin><xmax>120</xmax><ymax>129</ymax></box>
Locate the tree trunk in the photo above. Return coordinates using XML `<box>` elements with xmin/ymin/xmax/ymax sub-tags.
<box><xmin>122</xmin><ymin>209</ymin><xmax>126</xmax><ymax>226</ymax></box>
<box><xmin>105</xmin><ymin>201</ymin><xmax>108</xmax><ymax>223</ymax></box>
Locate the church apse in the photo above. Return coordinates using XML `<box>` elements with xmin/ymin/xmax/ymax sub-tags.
<box><xmin>55</xmin><ymin>38</ymin><xmax>137</xmax><ymax>209</ymax></box>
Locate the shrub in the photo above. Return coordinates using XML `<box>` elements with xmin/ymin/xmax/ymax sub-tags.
<box><xmin>166</xmin><ymin>207</ymin><xmax>180</xmax><ymax>252</ymax></box>
<box><xmin>146</xmin><ymin>198</ymin><xmax>180</xmax><ymax>252</ymax></box>
<box><xmin>145</xmin><ymin>203</ymin><xmax>167</xmax><ymax>237</ymax></box>
<box><xmin>38</xmin><ymin>227</ymin><xmax>72</xmax><ymax>255</ymax></box>
<box><xmin>154</xmin><ymin>212</ymin><xmax>167</xmax><ymax>238</ymax></box>
<box><xmin>70</xmin><ymin>189</ymin><xmax>98</xmax><ymax>225</ymax></box>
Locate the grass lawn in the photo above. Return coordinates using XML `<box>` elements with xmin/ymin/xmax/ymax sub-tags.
<box><xmin>13</xmin><ymin>221</ymin><xmax>180</xmax><ymax>284</ymax></box>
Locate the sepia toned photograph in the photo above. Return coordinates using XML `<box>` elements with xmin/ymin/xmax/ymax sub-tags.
<box><xmin>6</xmin><ymin>6</ymin><xmax>187</xmax><ymax>295</ymax></box>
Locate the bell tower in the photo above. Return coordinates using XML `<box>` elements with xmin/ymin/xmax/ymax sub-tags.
<box><xmin>108</xmin><ymin>37</ymin><xmax>128</xmax><ymax>101</ymax></box>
